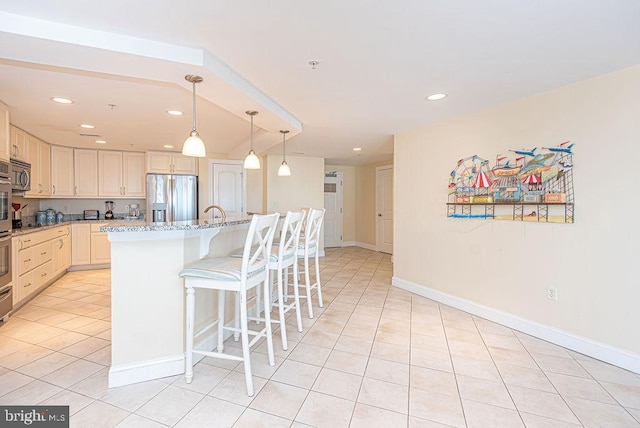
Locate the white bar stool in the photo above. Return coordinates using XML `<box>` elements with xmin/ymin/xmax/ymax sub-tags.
<box><xmin>231</xmin><ymin>211</ymin><xmax>306</xmax><ymax>350</ymax></box>
<box><xmin>267</xmin><ymin>210</ymin><xmax>305</xmax><ymax>350</ymax></box>
<box><xmin>295</xmin><ymin>208</ymin><xmax>325</xmax><ymax>319</ymax></box>
<box><xmin>179</xmin><ymin>213</ymin><xmax>279</xmax><ymax>397</ymax></box>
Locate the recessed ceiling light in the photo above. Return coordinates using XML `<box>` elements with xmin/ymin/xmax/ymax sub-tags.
<box><xmin>80</xmin><ymin>124</ymin><xmax>95</xmax><ymax>129</ymax></box>
<box><xmin>353</xmin><ymin>147</ymin><xmax>362</xmax><ymax>151</ymax></box>
<box><xmin>163</xmin><ymin>145</ymin><xmax>174</xmax><ymax>149</ymax></box>
<box><xmin>95</xmin><ymin>140</ymin><xmax>107</xmax><ymax>144</ymax></box>
<box><xmin>51</xmin><ymin>97</ymin><xmax>74</xmax><ymax>104</ymax></box>
<box><xmin>167</xmin><ymin>110</ymin><xmax>183</xmax><ymax>116</ymax></box>
<box><xmin>426</xmin><ymin>93</ymin><xmax>447</xmax><ymax>101</ymax></box>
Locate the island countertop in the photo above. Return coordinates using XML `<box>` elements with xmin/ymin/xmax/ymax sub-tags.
<box><xmin>100</xmin><ymin>216</ymin><xmax>253</xmax><ymax>233</ymax></box>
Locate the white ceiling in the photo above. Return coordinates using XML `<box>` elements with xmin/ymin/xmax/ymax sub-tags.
<box><xmin>0</xmin><ymin>1</ymin><xmax>639</xmax><ymax>165</ymax></box>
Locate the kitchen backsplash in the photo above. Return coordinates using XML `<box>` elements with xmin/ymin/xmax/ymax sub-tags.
<box><xmin>11</xmin><ymin>197</ymin><xmax>146</xmax><ymax>222</ymax></box>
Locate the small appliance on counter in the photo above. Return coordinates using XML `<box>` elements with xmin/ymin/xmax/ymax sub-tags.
<box><xmin>84</xmin><ymin>210</ymin><xmax>99</xmax><ymax>220</ymax></box>
<box><xmin>105</xmin><ymin>201</ymin><xmax>115</xmax><ymax>220</ymax></box>
<box><xmin>56</xmin><ymin>211</ymin><xmax>64</xmax><ymax>223</ymax></box>
<box><xmin>11</xmin><ymin>203</ymin><xmax>27</xmax><ymax>229</ymax></box>
<box><xmin>128</xmin><ymin>203</ymin><xmax>140</xmax><ymax>219</ymax></box>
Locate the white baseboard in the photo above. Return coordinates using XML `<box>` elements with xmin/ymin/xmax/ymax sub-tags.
<box><xmin>392</xmin><ymin>276</ymin><xmax>640</xmax><ymax>374</ymax></box>
<box><xmin>109</xmin><ymin>354</ymin><xmax>185</xmax><ymax>388</ymax></box>
<box><xmin>342</xmin><ymin>241</ymin><xmax>356</xmax><ymax>247</ymax></box>
<box><xmin>355</xmin><ymin>242</ymin><xmax>377</xmax><ymax>251</ymax></box>
<box><xmin>108</xmin><ymin>323</ymin><xmax>230</xmax><ymax>388</ymax></box>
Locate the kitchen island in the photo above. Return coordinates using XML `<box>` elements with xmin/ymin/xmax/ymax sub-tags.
<box><xmin>102</xmin><ymin>217</ymin><xmax>253</xmax><ymax>387</ymax></box>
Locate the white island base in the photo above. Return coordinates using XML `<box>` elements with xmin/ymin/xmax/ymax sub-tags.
<box><xmin>104</xmin><ymin>218</ymin><xmax>252</xmax><ymax>388</ymax></box>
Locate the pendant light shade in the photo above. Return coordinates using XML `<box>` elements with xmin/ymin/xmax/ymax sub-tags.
<box><xmin>278</xmin><ymin>129</ymin><xmax>291</xmax><ymax>176</ymax></box>
<box><xmin>182</xmin><ymin>75</ymin><xmax>206</xmax><ymax>157</ymax></box>
<box><xmin>243</xmin><ymin>110</ymin><xmax>260</xmax><ymax>169</ymax></box>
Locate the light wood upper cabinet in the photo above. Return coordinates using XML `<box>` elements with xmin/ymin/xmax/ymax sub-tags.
<box><xmin>74</xmin><ymin>149</ymin><xmax>98</xmax><ymax>197</ymax></box>
<box><xmin>98</xmin><ymin>150</ymin><xmax>123</xmax><ymax>197</ymax></box>
<box><xmin>147</xmin><ymin>151</ymin><xmax>197</xmax><ymax>175</ymax></box>
<box><xmin>122</xmin><ymin>152</ymin><xmax>145</xmax><ymax>197</ymax></box>
<box><xmin>10</xmin><ymin>126</ymin><xmax>28</xmax><ymax>161</ymax></box>
<box><xmin>25</xmin><ymin>135</ymin><xmax>50</xmax><ymax>197</ymax></box>
<box><xmin>50</xmin><ymin>146</ymin><xmax>74</xmax><ymax>197</ymax></box>
<box><xmin>98</xmin><ymin>150</ymin><xmax>145</xmax><ymax>197</ymax></box>
<box><xmin>0</xmin><ymin>102</ymin><xmax>10</xmax><ymax>162</ymax></box>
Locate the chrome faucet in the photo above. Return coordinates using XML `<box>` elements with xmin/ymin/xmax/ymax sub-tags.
<box><xmin>204</xmin><ymin>205</ymin><xmax>226</xmax><ymax>222</ymax></box>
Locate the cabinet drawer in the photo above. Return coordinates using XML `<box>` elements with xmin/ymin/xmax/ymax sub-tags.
<box><xmin>19</xmin><ymin>246</ymin><xmax>35</xmax><ymax>273</ymax></box>
<box><xmin>33</xmin><ymin>261</ymin><xmax>53</xmax><ymax>289</ymax></box>
<box><xmin>18</xmin><ymin>270</ymin><xmax>36</xmax><ymax>299</ymax></box>
<box><xmin>47</xmin><ymin>226</ymin><xmax>70</xmax><ymax>241</ymax></box>
<box><xmin>33</xmin><ymin>241</ymin><xmax>52</xmax><ymax>266</ymax></box>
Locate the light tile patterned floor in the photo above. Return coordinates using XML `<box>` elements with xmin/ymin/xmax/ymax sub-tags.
<box><xmin>1</xmin><ymin>247</ymin><xmax>640</xmax><ymax>427</ymax></box>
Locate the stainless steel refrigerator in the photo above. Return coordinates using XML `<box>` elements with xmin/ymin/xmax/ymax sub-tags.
<box><xmin>146</xmin><ymin>174</ymin><xmax>198</xmax><ymax>222</ymax></box>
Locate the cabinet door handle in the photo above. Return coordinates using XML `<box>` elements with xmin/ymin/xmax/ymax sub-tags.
<box><xmin>24</xmin><ymin>258</ymin><xmax>31</xmax><ymax>262</ymax></box>
<box><xmin>24</xmin><ymin>239</ymin><xmax>31</xmax><ymax>243</ymax></box>
<box><xmin>41</xmin><ymin>273</ymin><xmax>47</xmax><ymax>278</ymax></box>
<box><xmin>13</xmin><ymin>144</ymin><xmax>18</xmax><ymax>157</ymax></box>
<box><xmin>74</xmin><ymin>186</ymin><xmax>78</xmax><ymax>196</ymax></box>
<box><xmin>25</xmin><ymin>282</ymin><xmax>31</xmax><ymax>288</ymax></box>
<box><xmin>52</xmin><ymin>185</ymin><xmax>56</xmax><ymax>195</ymax></box>
<box><xmin>41</xmin><ymin>252</ymin><xmax>47</xmax><ymax>256</ymax></box>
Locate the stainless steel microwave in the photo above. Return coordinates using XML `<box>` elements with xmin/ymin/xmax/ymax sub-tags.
<box><xmin>10</xmin><ymin>159</ymin><xmax>30</xmax><ymax>192</ymax></box>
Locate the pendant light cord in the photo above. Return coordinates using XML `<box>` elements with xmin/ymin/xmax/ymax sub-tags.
<box><xmin>192</xmin><ymin>80</ymin><xmax>197</xmax><ymax>132</ymax></box>
<box><xmin>250</xmin><ymin>114</ymin><xmax>254</xmax><ymax>150</ymax></box>
<box><xmin>282</xmin><ymin>133</ymin><xmax>286</xmax><ymax>161</ymax></box>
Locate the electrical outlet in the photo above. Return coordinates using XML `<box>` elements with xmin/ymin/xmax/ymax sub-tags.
<box><xmin>547</xmin><ymin>287</ymin><xmax>558</xmax><ymax>301</ymax></box>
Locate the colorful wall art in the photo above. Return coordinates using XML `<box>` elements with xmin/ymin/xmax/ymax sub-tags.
<box><xmin>447</xmin><ymin>142</ymin><xmax>575</xmax><ymax>223</ymax></box>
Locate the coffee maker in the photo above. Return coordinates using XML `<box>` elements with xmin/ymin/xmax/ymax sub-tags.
<box><xmin>128</xmin><ymin>203</ymin><xmax>140</xmax><ymax>219</ymax></box>
<box><xmin>105</xmin><ymin>201</ymin><xmax>115</xmax><ymax>220</ymax></box>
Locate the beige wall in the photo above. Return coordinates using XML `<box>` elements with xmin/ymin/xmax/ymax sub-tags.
<box><xmin>355</xmin><ymin>160</ymin><xmax>392</xmax><ymax>245</ymax></box>
<box><xmin>265</xmin><ymin>154</ymin><xmax>324</xmax><ymax>213</ymax></box>
<box><xmin>394</xmin><ymin>65</ymin><xmax>640</xmax><ymax>355</ymax></box>
<box><xmin>325</xmin><ymin>165</ymin><xmax>356</xmax><ymax>243</ymax></box>
<box><xmin>245</xmin><ymin>167</ymin><xmax>263</xmax><ymax>214</ymax></box>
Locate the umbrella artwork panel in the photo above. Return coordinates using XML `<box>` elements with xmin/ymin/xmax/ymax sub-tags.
<box><xmin>446</xmin><ymin>142</ymin><xmax>575</xmax><ymax>223</ymax></box>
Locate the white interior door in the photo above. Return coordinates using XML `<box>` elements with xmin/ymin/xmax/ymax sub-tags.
<box><xmin>376</xmin><ymin>166</ymin><xmax>393</xmax><ymax>254</ymax></box>
<box><xmin>210</xmin><ymin>161</ymin><xmax>245</xmax><ymax>218</ymax></box>
<box><xmin>324</xmin><ymin>172</ymin><xmax>343</xmax><ymax>247</ymax></box>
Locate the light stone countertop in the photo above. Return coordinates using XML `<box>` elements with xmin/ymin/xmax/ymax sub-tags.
<box><xmin>100</xmin><ymin>216</ymin><xmax>253</xmax><ymax>233</ymax></box>
<box><xmin>11</xmin><ymin>220</ymin><xmax>104</xmax><ymax>237</ymax></box>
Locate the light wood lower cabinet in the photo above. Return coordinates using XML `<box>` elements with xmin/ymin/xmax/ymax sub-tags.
<box><xmin>13</xmin><ymin>225</ymin><xmax>70</xmax><ymax>305</ymax></box>
<box><xmin>71</xmin><ymin>223</ymin><xmax>110</xmax><ymax>266</ymax></box>
<box><xmin>90</xmin><ymin>223</ymin><xmax>111</xmax><ymax>264</ymax></box>
<box><xmin>71</xmin><ymin>223</ymin><xmax>91</xmax><ymax>265</ymax></box>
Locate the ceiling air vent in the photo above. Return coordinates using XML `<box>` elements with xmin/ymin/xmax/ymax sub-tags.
<box><xmin>79</xmin><ymin>133</ymin><xmax>101</xmax><ymax>137</ymax></box>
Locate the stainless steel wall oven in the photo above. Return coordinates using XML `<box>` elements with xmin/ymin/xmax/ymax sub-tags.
<box><xmin>0</xmin><ymin>160</ymin><xmax>12</xmax><ymax>323</ymax></box>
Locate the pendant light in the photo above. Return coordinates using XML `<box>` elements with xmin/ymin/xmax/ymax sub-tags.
<box><xmin>243</xmin><ymin>110</ymin><xmax>260</xmax><ymax>169</ymax></box>
<box><xmin>181</xmin><ymin>75</ymin><xmax>206</xmax><ymax>157</ymax></box>
<box><xmin>278</xmin><ymin>130</ymin><xmax>291</xmax><ymax>176</ymax></box>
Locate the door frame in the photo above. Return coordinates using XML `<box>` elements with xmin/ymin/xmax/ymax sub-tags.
<box><xmin>375</xmin><ymin>165</ymin><xmax>393</xmax><ymax>254</ymax></box>
<box><xmin>208</xmin><ymin>159</ymin><xmax>246</xmax><ymax>215</ymax></box>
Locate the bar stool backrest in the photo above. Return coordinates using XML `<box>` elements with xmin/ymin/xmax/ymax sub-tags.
<box><xmin>304</xmin><ymin>208</ymin><xmax>325</xmax><ymax>252</ymax></box>
<box><xmin>242</xmin><ymin>213</ymin><xmax>280</xmax><ymax>289</ymax></box>
<box><xmin>300</xmin><ymin>207</ymin><xmax>311</xmax><ymax>234</ymax></box>
<box><xmin>277</xmin><ymin>210</ymin><xmax>305</xmax><ymax>267</ymax></box>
